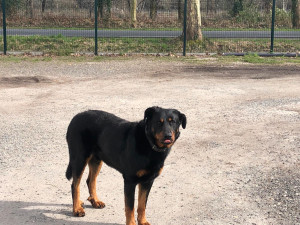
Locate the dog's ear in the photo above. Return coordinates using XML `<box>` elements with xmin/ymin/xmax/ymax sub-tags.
<box><xmin>144</xmin><ymin>107</ymin><xmax>157</xmax><ymax>123</ymax></box>
<box><xmin>173</xmin><ymin>110</ymin><xmax>186</xmax><ymax>129</ymax></box>
<box><xmin>179</xmin><ymin>113</ymin><xmax>187</xmax><ymax>129</ymax></box>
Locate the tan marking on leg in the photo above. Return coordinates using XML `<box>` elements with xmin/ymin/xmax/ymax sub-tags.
<box><xmin>72</xmin><ymin>174</ymin><xmax>85</xmax><ymax>217</ymax></box>
<box><xmin>137</xmin><ymin>184</ymin><xmax>151</xmax><ymax>225</ymax></box>
<box><xmin>72</xmin><ymin>156</ymin><xmax>92</xmax><ymax>217</ymax></box>
<box><xmin>80</xmin><ymin>200</ymin><xmax>84</xmax><ymax>207</ymax></box>
<box><xmin>87</xmin><ymin>159</ymin><xmax>105</xmax><ymax>209</ymax></box>
<box><xmin>125</xmin><ymin>205</ymin><xmax>136</xmax><ymax>225</ymax></box>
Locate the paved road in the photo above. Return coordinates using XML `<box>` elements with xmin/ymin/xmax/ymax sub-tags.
<box><xmin>1</xmin><ymin>28</ymin><xmax>300</xmax><ymax>39</ymax></box>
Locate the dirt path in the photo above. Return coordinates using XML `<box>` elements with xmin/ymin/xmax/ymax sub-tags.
<box><xmin>0</xmin><ymin>58</ymin><xmax>299</xmax><ymax>225</ymax></box>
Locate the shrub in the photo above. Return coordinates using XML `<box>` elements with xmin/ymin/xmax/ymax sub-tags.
<box><xmin>273</xmin><ymin>7</ymin><xmax>292</xmax><ymax>28</ymax></box>
<box><xmin>231</xmin><ymin>0</ymin><xmax>244</xmax><ymax>17</ymax></box>
<box><xmin>0</xmin><ymin>0</ymin><xmax>23</xmax><ymax>16</ymax></box>
<box><xmin>235</xmin><ymin>5</ymin><xmax>265</xmax><ymax>28</ymax></box>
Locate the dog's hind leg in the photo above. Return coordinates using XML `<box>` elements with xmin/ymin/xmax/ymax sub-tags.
<box><xmin>87</xmin><ymin>156</ymin><xmax>106</xmax><ymax>209</ymax></box>
<box><xmin>71</xmin><ymin>157</ymin><xmax>90</xmax><ymax>217</ymax></box>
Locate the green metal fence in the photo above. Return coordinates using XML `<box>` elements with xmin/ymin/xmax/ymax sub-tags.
<box><xmin>1</xmin><ymin>0</ymin><xmax>299</xmax><ymax>56</ymax></box>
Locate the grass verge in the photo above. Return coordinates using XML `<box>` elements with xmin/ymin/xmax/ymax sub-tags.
<box><xmin>0</xmin><ymin>35</ymin><xmax>299</xmax><ymax>56</ymax></box>
<box><xmin>0</xmin><ymin>54</ymin><xmax>299</xmax><ymax>65</ymax></box>
<box><xmin>216</xmin><ymin>54</ymin><xmax>300</xmax><ymax>64</ymax></box>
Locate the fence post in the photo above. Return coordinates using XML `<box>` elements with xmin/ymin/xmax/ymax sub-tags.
<box><xmin>270</xmin><ymin>0</ymin><xmax>276</xmax><ymax>53</ymax></box>
<box><xmin>2</xmin><ymin>0</ymin><xmax>7</xmax><ymax>55</ymax></box>
<box><xmin>183</xmin><ymin>0</ymin><xmax>187</xmax><ymax>56</ymax></box>
<box><xmin>94</xmin><ymin>0</ymin><xmax>98</xmax><ymax>55</ymax></box>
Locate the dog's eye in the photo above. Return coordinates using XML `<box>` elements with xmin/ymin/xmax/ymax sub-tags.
<box><xmin>168</xmin><ymin>117</ymin><xmax>175</xmax><ymax>124</ymax></box>
<box><xmin>168</xmin><ymin>118</ymin><xmax>175</xmax><ymax>124</ymax></box>
<box><xmin>157</xmin><ymin>121</ymin><xmax>164</xmax><ymax>126</ymax></box>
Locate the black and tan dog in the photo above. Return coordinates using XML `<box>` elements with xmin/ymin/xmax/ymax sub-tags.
<box><xmin>66</xmin><ymin>106</ymin><xmax>186</xmax><ymax>225</ymax></box>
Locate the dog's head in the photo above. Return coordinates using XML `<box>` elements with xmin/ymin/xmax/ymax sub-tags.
<box><xmin>144</xmin><ymin>106</ymin><xmax>186</xmax><ymax>151</ymax></box>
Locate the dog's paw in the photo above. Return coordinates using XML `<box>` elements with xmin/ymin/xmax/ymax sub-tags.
<box><xmin>138</xmin><ymin>222</ymin><xmax>151</xmax><ymax>225</ymax></box>
<box><xmin>127</xmin><ymin>222</ymin><xmax>137</xmax><ymax>225</ymax></box>
<box><xmin>73</xmin><ymin>207</ymin><xmax>85</xmax><ymax>217</ymax></box>
<box><xmin>88</xmin><ymin>197</ymin><xmax>106</xmax><ymax>209</ymax></box>
<box><xmin>92</xmin><ymin>200</ymin><xmax>106</xmax><ymax>209</ymax></box>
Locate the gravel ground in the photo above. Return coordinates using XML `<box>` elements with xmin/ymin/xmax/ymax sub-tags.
<box><xmin>0</xmin><ymin>58</ymin><xmax>299</xmax><ymax>225</ymax></box>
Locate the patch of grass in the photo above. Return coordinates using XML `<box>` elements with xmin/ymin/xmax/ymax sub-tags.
<box><xmin>187</xmin><ymin>38</ymin><xmax>300</xmax><ymax>53</ymax></box>
<box><xmin>0</xmin><ymin>54</ymin><xmax>54</xmax><ymax>62</ymax></box>
<box><xmin>98</xmin><ymin>37</ymin><xmax>182</xmax><ymax>53</ymax></box>
<box><xmin>0</xmin><ymin>35</ymin><xmax>182</xmax><ymax>55</ymax></box>
<box><xmin>1</xmin><ymin>35</ymin><xmax>299</xmax><ymax>57</ymax></box>
<box><xmin>0</xmin><ymin>53</ymin><xmax>300</xmax><ymax>65</ymax></box>
<box><xmin>215</xmin><ymin>54</ymin><xmax>300</xmax><ymax>64</ymax></box>
<box><xmin>243</xmin><ymin>54</ymin><xmax>277</xmax><ymax>64</ymax></box>
<box><xmin>1</xmin><ymin>35</ymin><xmax>95</xmax><ymax>56</ymax></box>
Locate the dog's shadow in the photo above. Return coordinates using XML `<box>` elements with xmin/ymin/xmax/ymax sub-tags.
<box><xmin>0</xmin><ymin>200</ymin><xmax>122</xmax><ymax>225</ymax></box>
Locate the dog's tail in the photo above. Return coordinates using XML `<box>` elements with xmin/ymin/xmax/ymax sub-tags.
<box><xmin>66</xmin><ymin>163</ymin><xmax>72</xmax><ymax>180</ymax></box>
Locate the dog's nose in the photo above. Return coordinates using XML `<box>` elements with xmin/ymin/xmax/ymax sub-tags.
<box><xmin>163</xmin><ymin>135</ymin><xmax>172</xmax><ymax>144</ymax></box>
<box><xmin>164</xmin><ymin>135</ymin><xmax>172</xmax><ymax>140</ymax></box>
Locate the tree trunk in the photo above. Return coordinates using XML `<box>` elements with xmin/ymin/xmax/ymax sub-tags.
<box><xmin>178</xmin><ymin>0</ymin><xmax>183</xmax><ymax>21</ymax></box>
<box><xmin>130</xmin><ymin>0</ymin><xmax>137</xmax><ymax>27</ymax></box>
<box><xmin>292</xmin><ymin>0</ymin><xmax>300</xmax><ymax>28</ymax></box>
<box><xmin>263</xmin><ymin>0</ymin><xmax>272</xmax><ymax>13</ymax></box>
<box><xmin>150</xmin><ymin>0</ymin><xmax>158</xmax><ymax>20</ymax></box>
<box><xmin>105</xmin><ymin>0</ymin><xmax>112</xmax><ymax>19</ymax></box>
<box><xmin>42</xmin><ymin>0</ymin><xmax>46</xmax><ymax>13</ymax></box>
<box><xmin>26</xmin><ymin>0</ymin><xmax>34</xmax><ymax>18</ymax></box>
<box><xmin>98</xmin><ymin>0</ymin><xmax>104</xmax><ymax>18</ymax></box>
<box><xmin>98</xmin><ymin>0</ymin><xmax>111</xmax><ymax>20</ymax></box>
<box><xmin>186</xmin><ymin>0</ymin><xmax>202</xmax><ymax>40</ymax></box>
<box><xmin>207</xmin><ymin>0</ymin><xmax>216</xmax><ymax>14</ymax></box>
<box><xmin>282</xmin><ymin>0</ymin><xmax>287</xmax><ymax>11</ymax></box>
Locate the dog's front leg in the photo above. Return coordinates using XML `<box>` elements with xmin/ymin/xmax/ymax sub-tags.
<box><xmin>137</xmin><ymin>181</ymin><xmax>153</xmax><ymax>225</ymax></box>
<box><xmin>124</xmin><ymin>181</ymin><xmax>137</xmax><ymax>225</ymax></box>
